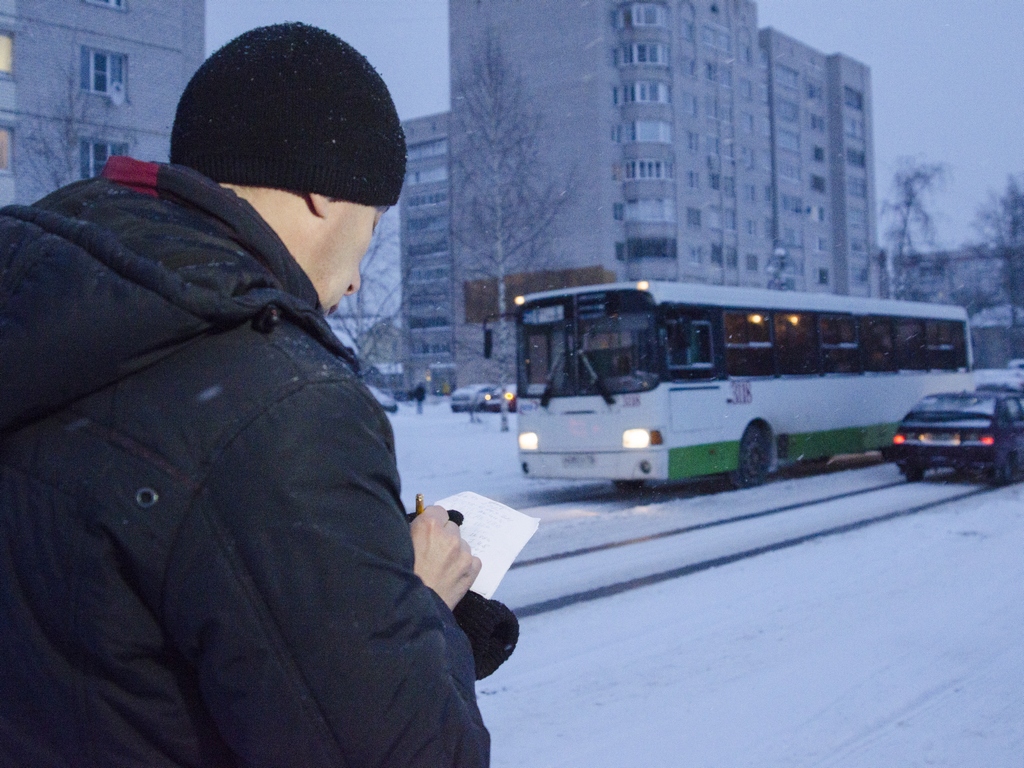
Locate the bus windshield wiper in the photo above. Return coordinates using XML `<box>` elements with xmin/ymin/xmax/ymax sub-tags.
<box><xmin>540</xmin><ymin>351</ymin><xmax>565</xmax><ymax>408</ymax></box>
<box><xmin>580</xmin><ymin>351</ymin><xmax>616</xmax><ymax>405</ymax></box>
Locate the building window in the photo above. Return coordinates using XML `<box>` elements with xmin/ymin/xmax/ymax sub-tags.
<box><xmin>407</xmin><ymin>191</ymin><xmax>448</xmax><ymax>208</ymax></box>
<box><xmin>815</xmin><ymin>206</ymin><xmax>826</xmax><ymax>222</ymax></box>
<box><xmin>625</xmin><ymin>198</ymin><xmax>676</xmax><ymax>222</ymax></box>
<box><xmin>818</xmin><ymin>268</ymin><xmax>829</xmax><ymax>285</ymax></box>
<box><xmin>700</xmin><ymin>25</ymin><xmax>732</xmax><ymax>53</ymax></box>
<box><xmin>624</xmin><ymin>159</ymin><xmax>674</xmax><ymax>180</ymax></box>
<box><xmin>779</xmin><ymin>162</ymin><xmax>801</xmax><ymax>184</ymax></box>
<box><xmin>687</xmin><ymin>131</ymin><xmax>700</xmax><ymax>152</ymax></box>
<box><xmin>741</xmin><ymin>112</ymin><xmax>754</xmax><ymax>134</ymax></box>
<box><xmin>80</xmin><ymin>47</ymin><xmax>126</xmax><ymax>98</ymax></box>
<box><xmin>848</xmin><ymin>207</ymin><xmax>867</xmax><ymax>226</ymax></box>
<box><xmin>689</xmin><ymin>245</ymin><xmax>703</xmax><ymax>264</ymax></box>
<box><xmin>681</xmin><ymin>56</ymin><xmax>697</xmax><ymax>78</ymax></box>
<box><xmin>846</xmin><ymin>148</ymin><xmax>866</xmax><ymax>168</ymax></box>
<box><xmin>723</xmin><ymin>176</ymin><xmax>735</xmax><ymax>196</ymax></box>
<box><xmin>809</xmin><ymin>114</ymin><xmax>826</xmax><ymax>132</ymax></box>
<box><xmin>745</xmin><ymin>253</ymin><xmax>758</xmax><ymax>271</ymax></box>
<box><xmin>813</xmin><ymin>146</ymin><xmax>825</xmax><ymax>162</ymax></box>
<box><xmin>777</xmin><ymin>99</ymin><xmax>799</xmax><ymax>123</ymax></box>
<box><xmin>618</xmin><ymin>81</ymin><xmax>671</xmax><ymax>104</ymax></box>
<box><xmin>710</xmin><ymin>243</ymin><xmax>723</xmax><ymax>265</ymax></box>
<box><xmin>85</xmin><ymin>0</ymin><xmax>125</xmax><ymax>6</ymax></box>
<box><xmin>80</xmin><ymin>140</ymin><xmax>128</xmax><ymax>179</ymax></box>
<box><xmin>844</xmin><ymin>86</ymin><xmax>864</xmax><ymax>111</ymax></box>
<box><xmin>810</xmin><ymin>174</ymin><xmax>826</xmax><ymax>193</ymax></box>
<box><xmin>617</xmin><ymin>43</ymin><xmax>670</xmax><ymax>66</ymax></box>
<box><xmin>406</xmin><ymin>166</ymin><xmax>448</xmax><ymax>185</ymax></box>
<box><xmin>725</xmin><ymin>209</ymin><xmax>737</xmax><ymax>231</ymax></box>
<box><xmin>616</xmin><ymin>3</ymin><xmax>668</xmax><ymax>28</ymax></box>
<box><xmin>844</xmin><ymin>116</ymin><xmax>865</xmax><ymax>139</ymax></box>
<box><xmin>709</xmin><ymin>173</ymin><xmax>720</xmax><ymax>190</ymax></box>
<box><xmin>407</xmin><ymin>139</ymin><xmax>448</xmax><ymax>160</ymax></box>
<box><xmin>613</xmin><ymin>202</ymin><xmax>625</xmax><ymax>221</ymax></box>
<box><xmin>681</xmin><ymin>20</ymin><xmax>696</xmax><ymax>42</ymax></box>
<box><xmin>806</xmin><ymin>81</ymin><xmax>823</xmax><ymax>100</ymax></box>
<box><xmin>777</xmin><ymin>129</ymin><xmax>800</xmax><ymax>152</ymax></box>
<box><xmin>687</xmin><ymin>170</ymin><xmax>699</xmax><ymax>189</ymax></box>
<box><xmin>817</xmin><ymin>236</ymin><xmax>828</xmax><ymax>251</ymax></box>
<box><xmin>629</xmin><ymin>120</ymin><xmax>673</xmax><ymax>143</ymax></box>
<box><xmin>740</xmin><ymin>146</ymin><xmax>754</xmax><ymax>170</ymax></box>
<box><xmin>407</xmin><ymin>215</ymin><xmax>447</xmax><ymax>233</ymax></box>
<box><xmin>0</xmin><ymin>128</ymin><xmax>10</xmax><ymax>171</ymax></box>
<box><xmin>0</xmin><ymin>34</ymin><xmax>12</xmax><ymax>75</ymax></box>
<box><xmin>746</xmin><ymin>219</ymin><xmax>755</xmax><ymax>235</ymax></box>
<box><xmin>781</xmin><ymin>194</ymin><xmax>804</xmax><ymax>214</ymax></box>
<box><xmin>706</xmin><ymin>136</ymin><xmax>720</xmax><ymax>155</ymax></box>
<box><xmin>775</xmin><ymin>64</ymin><xmax>799</xmax><ymax>90</ymax></box>
<box><xmin>681</xmin><ymin>92</ymin><xmax>699</xmax><ymax>118</ymax></box>
<box><xmin>847</xmin><ymin>177</ymin><xmax>867</xmax><ymax>198</ymax></box>
<box><xmin>686</xmin><ymin>207</ymin><xmax>701</xmax><ymax>229</ymax></box>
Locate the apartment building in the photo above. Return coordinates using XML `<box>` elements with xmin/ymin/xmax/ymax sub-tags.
<box><xmin>0</xmin><ymin>0</ymin><xmax>204</xmax><ymax>206</ymax></box>
<box><xmin>433</xmin><ymin>0</ymin><xmax>879</xmax><ymax>384</ymax></box>
<box><xmin>400</xmin><ymin>111</ymin><xmax>457</xmax><ymax>393</ymax></box>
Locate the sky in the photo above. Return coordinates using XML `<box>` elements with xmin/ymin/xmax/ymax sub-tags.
<box><xmin>206</xmin><ymin>0</ymin><xmax>1024</xmax><ymax>252</ymax></box>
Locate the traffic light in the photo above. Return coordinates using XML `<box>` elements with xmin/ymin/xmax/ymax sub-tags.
<box><xmin>483</xmin><ymin>327</ymin><xmax>493</xmax><ymax>359</ymax></box>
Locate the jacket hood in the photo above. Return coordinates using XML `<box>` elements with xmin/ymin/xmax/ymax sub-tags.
<box><xmin>0</xmin><ymin>158</ymin><xmax>356</xmax><ymax>433</ymax></box>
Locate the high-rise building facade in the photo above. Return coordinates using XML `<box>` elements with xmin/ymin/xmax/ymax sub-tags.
<box><xmin>437</xmin><ymin>0</ymin><xmax>879</xmax><ymax>383</ymax></box>
<box><xmin>0</xmin><ymin>0</ymin><xmax>204</xmax><ymax>207</ymax></box>
<box><xmin>400</xmin><ymin>112</ymin><xmax>457</xmax><ymax>393</ymax></box>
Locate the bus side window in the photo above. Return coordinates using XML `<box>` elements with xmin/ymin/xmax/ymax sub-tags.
<box><xmin>926</xmin><ymin>320</ymin><xmax>966</xmax><ymax>371</ymax></box>
<box><xmin>725</xmin><ymin>310</ymin><xmax>773</xmax><ymax>377</ymax></box>
<box><xmin>820</xmin><ymin>314</ymin><xmax>860</xmax><ymax>373</ymax></box>
<box><xmin>774</xmin><ymin>312</ymin><xmax>819</xmax><ymax>375</ymax></box>
<box><xmin>862</xmin><ymin>316</ymin><xmax>896</xmax><ymax>372</ymax></box>
<box><xmin>665</xmin><ymin>317</ymin><xmax>714</xmax><ymax>377</ymax></box>
<box><xmin>896</xmin><ymin>318</ymin><xmax>928</xmax><ymax>370</ymax></box>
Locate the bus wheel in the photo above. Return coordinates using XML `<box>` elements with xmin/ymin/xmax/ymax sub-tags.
<box><xmin>731</xmin><ymin>424</ymin><xmax>771</xmax><ymax>489</ymax></box>
<box><xmin>613</xmin><ymin>479</ymin><xmax>645</xmax><ymax>492</ymax></box>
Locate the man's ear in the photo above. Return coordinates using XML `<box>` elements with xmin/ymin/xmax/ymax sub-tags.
<box><xmin>306</xmin><ymin>192</ymin><xmax>331</xmax><ymax>220</ymax></box>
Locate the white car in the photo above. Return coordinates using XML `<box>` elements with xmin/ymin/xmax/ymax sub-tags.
<box><xmin>974</xmin><ymin>368</ymin><xmax>1024</xmax><ymax>392</ymax></box>
<box><xmin>450</xmin><ymin>383</ymin><xmax>497</xmax><ymax>412</ymax></box>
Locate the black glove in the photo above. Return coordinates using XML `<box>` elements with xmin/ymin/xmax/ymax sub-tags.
<box><xmin>453</xmin><ymin>589</ymin><xmax>519</xmax><ymax>680</ymax></box>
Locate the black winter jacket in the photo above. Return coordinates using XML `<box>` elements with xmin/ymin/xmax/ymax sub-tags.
<box><xmin>0</xmin><ymin>158</ymin><xmax>489</xmax><ymax>767</ymax></box>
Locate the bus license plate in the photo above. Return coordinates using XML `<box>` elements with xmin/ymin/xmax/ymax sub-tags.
<box><xmin>563</xmin><ymin>453</ymin><xmax>596</xmax><ymax>467</ymax></box>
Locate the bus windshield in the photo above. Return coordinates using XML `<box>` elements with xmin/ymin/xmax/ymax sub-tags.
<box><xmin>577</xmin><ymin>312</ymin><xmax>660</xmax><ymax>395</ymax></box>
<box><xmin>517</xmin><ymin>290</ymin><xmax>661</xmax><ymax>399</ymax></box>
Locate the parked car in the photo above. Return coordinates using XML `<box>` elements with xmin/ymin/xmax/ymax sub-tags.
<box><xmin>450</xmin><ymin>383</ymin><xmax>497</xmax><ymax>413</ymax></box>
<box><xmin>888</xmin><ymin>391</ymin><xmax>1024</xmax><ymax>484</ymax></box>
<box><xmin>480</xmin><ymin>384</ymin><xmax>517</xmax><ymax>413</ymax></box>
<box><xmin>366</xmin><ymin>384</ymin><xmax>398</xmax><ymax>413</ymax></box>
<box><xmin>973</xmin><ymin>367</ymin><xmax>1024</xmax><ymax>392</ymax></box>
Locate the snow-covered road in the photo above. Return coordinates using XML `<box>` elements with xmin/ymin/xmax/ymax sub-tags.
<box><xmin>390</xmin><ymin>402</ymin><xmax>1024</xmax><ymax>766</ymax></box>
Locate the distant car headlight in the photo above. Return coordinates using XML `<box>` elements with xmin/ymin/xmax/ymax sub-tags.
<box><xmin>519</xmin><ymin>432</ymin><xmax>539</xmax><ymax>451</ymax></box>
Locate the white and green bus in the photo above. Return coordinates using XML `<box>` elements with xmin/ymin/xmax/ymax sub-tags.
<box><xmin>515</xmin><ymin>281</ymin><xmax>972</xmax><ymax>488</ymax></box>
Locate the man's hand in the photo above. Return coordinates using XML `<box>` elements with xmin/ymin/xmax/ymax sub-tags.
<box><xmin>411</xmin><ymin>505</ymin><xmax>482</xmax><ymax>610</ymax></box>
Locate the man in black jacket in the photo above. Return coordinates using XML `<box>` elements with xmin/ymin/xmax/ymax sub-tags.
<box><xmin>0</xmin><ymin>23</ymin><xmax>490</xmax><ymax>766</ymax></box>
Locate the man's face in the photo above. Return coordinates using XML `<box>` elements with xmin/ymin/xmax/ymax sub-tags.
<box><xmin>318</xmin><ymin>200</ymin><xmax>384</xmax><ymax>310</ymax></box>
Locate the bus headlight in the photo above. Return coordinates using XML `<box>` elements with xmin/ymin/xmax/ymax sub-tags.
<box><xmin>519</xmin><ymin>432</ymin><xmax>539</xmax><ymax>450</ymax></box>
<box><xmin>623</xmin><ymin>429</ymin><xmax>663</xmax><ymax>449</ymax></box>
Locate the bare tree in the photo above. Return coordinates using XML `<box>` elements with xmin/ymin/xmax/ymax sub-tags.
<box><xmin>17</xmin><ymin>61</ymin><xmax>134</xmax><ymax>200</ymax></box>
<box><xmin>451</xmin><ymin>29</ymin><xmax>573</xmax><ymax>379</ymax></box>
<box><xmin>974</xmin><ymin>174</ymin><xmax>1024</xmax><ymax>327</ymax></box>
<box><xmin>881</xmin><ymin>158</ymin><xmax>947</xmax><ymax>300</ymax></box>
<box><xmin>327</xmin><ymin>209</ymin><xmax>404</xmax><ymax>366</ymax></box>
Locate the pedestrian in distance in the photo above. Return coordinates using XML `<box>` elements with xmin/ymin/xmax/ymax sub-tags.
<box><xmin>0</xmin><ymin>23</ymin><xmax>493</xmax><ymax>767</ymax></box>
<box><xmin>413</xmin><ymin>381</ymin><xmax>427</xmax><ymax>414</ymax></box>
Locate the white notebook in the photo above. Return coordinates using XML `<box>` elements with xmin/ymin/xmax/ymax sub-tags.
<box><xmin>434</xmin><ymin>491</ymin><xmax>540</xmax><ymax>599</ymax></box>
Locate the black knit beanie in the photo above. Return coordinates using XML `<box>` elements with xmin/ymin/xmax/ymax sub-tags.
<box><xmin>171</xmin><ymin>22</ymin><xmax>406</xmax><ymax>207</ymax></box>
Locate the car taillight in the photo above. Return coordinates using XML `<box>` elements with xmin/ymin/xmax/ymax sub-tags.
<box><xmin>892</xmin><ymin>433</ymin><xmax>906</xmax><ymax>445</ymax></box>
<box><xmin>980</xmin><ymin>435</ymin><xmax>995</xmax><ymax>446</ymax></box>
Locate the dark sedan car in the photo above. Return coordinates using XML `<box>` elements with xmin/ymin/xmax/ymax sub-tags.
<box><xmin>889</xmin><ymin>391</ymin><xmax>1024</xmax><ymax>484</ymax></box>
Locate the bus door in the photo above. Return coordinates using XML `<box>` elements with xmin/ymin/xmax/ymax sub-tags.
<box><xmin>518</xmin><ymin>300</ymin><xmax>573</xmax><ymax>406</ymax></box>
<box><xmin>661</xmin><ymin>306</ymin><xmax>721</xmax><ymax>434</ymax></box>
